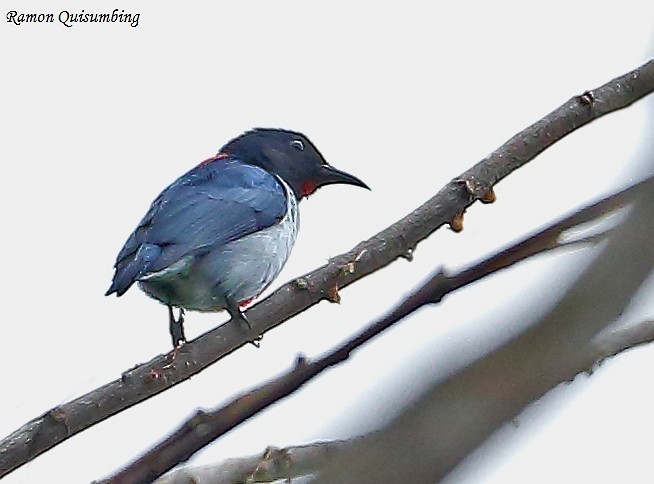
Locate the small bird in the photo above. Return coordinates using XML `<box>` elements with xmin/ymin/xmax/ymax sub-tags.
<box><xmin>106</xmin><ymin>128</ymin><xmax>368</xmax><ymax>347</ymax></box>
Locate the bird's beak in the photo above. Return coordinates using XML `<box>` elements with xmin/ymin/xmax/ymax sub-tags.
<box><xmin>319</xmin><ymin>165</ymin><xmax>370</xmax><ymax>190</ymax></box>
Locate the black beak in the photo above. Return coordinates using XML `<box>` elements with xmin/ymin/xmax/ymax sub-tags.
<box><xmin>319</xmin><ymin>165</ymin><xmax>370</xmax><ymax>190</ymax></box>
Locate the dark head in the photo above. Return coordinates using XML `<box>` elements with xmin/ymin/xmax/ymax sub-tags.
<box><xmin>220</xmin><ymin>128</ymin><xmax>369</xmax><ymax>199</ymax></box>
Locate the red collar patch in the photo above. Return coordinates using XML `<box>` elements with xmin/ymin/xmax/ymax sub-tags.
<box><xmin>198</xmin><ymin>151</ymin><xmax>230</xmax><ymax>167</ymax></box>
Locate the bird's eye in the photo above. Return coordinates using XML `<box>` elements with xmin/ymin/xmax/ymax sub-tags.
<box><xmin>290</xmin><ymin>139</ymin><xmax>305</xmax><ymax>151</ymax></box>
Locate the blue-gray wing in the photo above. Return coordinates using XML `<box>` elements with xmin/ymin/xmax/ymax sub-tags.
<box><xmin>106</xmin><ymin>159</ymin><xmax>287</xmax><ymax>296</ymax></box>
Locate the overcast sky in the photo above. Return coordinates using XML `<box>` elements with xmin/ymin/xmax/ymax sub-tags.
<box><xmin>1</xmin><ymin>1</ymin><xmax>654</xmax><ymax>483</ymax></box>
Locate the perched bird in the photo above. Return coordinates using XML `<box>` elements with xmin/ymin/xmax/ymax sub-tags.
<box><xmin>106</xmin><ymin>128</ymin><xmax>369</xmax><ymax>347</ymax></box>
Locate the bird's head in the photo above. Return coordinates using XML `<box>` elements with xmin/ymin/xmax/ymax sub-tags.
<box><xmin>220</xmin><ymin>128</ymin><xmax>369</xmax><ymax>199</ymax></box>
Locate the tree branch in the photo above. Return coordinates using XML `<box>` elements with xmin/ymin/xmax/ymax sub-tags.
<box><xmin>101</xmin><ymin>177</ymin><xmax>652</xmax><ymax>483</ymax></box>
<box><xmin>2</xmin><ymin>59</ymin><xmax>653</xmax><ymax>478</ymax></box>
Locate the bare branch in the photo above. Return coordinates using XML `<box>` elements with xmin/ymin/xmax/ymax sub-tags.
<box><xmin>2</xmin><ymin>59</ymin><xmax>654</xmax><ymax>479</ymax></box>
<box><xmin>101</xmin><ymin>177</ymin><xmax>651</xmax><ymax>483</ymax></box>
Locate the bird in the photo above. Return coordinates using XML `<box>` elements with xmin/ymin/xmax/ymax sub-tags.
<box><xmin>105</xmin><ymin>128</ymin><xmax>369</xmax><ymax>347</ymax></box>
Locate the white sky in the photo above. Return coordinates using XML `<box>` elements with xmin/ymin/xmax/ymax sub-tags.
<box><xmin>1</xmin><ymin>1</ymin><xmax>653</xmax><ymax>483</ymax></box>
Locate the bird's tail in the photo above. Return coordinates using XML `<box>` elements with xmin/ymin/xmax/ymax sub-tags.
<box><xmin>105</xmin><ymin>243</ymin><xmax>162</xmax><ymax>296</ymax></box>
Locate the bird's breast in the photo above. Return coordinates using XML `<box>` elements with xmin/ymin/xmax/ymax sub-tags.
<box><xmin>213</xmin><ymin>178</ymin><xmax>299</xmax><ymax>302</ymax></box>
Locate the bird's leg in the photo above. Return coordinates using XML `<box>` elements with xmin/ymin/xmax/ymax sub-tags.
<box><xmin>168</xmin><ymin>305</ymin><xmax>187</xmax><ymax>347</ymax></box>
<box><xmin>227</xmin><ymin>299</ymin><xmax>262</xmax><ymax>348</ymax></box>
<box><xmin>178</xmin><ymin>308</ymin><xmax>186</xmax><ymax>341</ymax></box>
